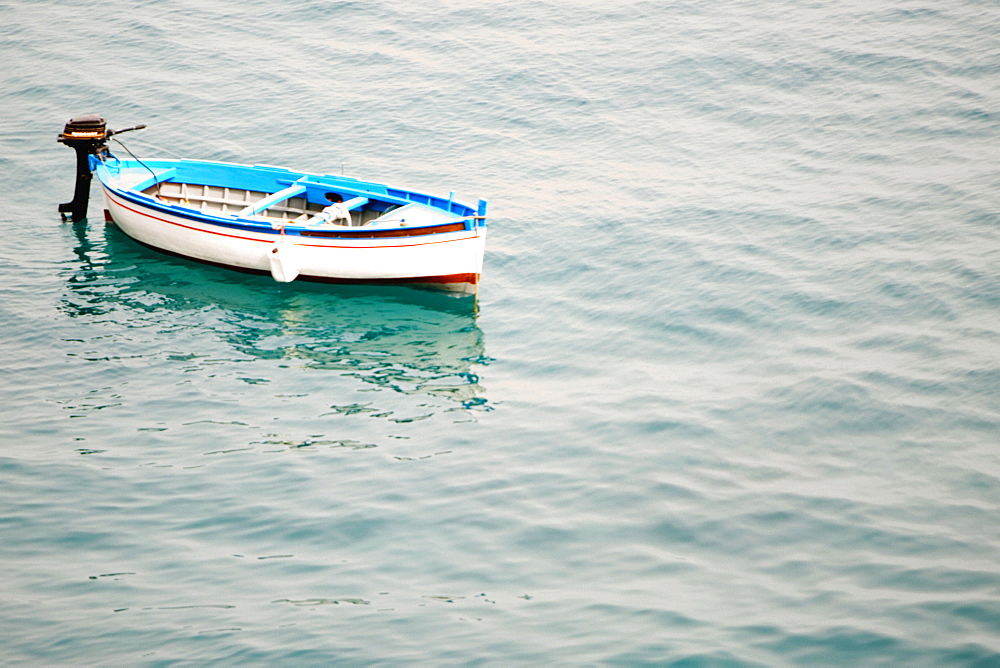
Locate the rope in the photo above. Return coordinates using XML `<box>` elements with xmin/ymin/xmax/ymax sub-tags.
<box><xmin>110</xmin><ymin>137</ymin><xmax>161</xmax><ymax>198</ymax></box>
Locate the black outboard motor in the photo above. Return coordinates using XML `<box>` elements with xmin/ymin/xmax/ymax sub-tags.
<box><xmin>57</xmin><ymin>115</ymin><xmax>146</xmax><ymax>221</ymax></box>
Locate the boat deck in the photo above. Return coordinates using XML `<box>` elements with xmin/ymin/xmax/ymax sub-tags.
<box><xmin>143</xmin><ymin>181</ymin><xmax>388</xmax><ymax>227</ymax></box>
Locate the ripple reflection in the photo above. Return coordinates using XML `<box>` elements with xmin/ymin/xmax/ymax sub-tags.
<box><xmin>59</xmin><ymin>221</ymin><xmax>490</xmax><ymax>409</ymax></box>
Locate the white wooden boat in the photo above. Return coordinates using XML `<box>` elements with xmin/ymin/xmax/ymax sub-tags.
<box><xmin>58</xmin><ymin>115</ymin><xmax>487</xmax><ymax>293</ymax></box>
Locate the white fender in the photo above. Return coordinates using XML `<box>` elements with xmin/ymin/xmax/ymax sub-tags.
<box><xmin>268</xmin><ymin>239</ymin><xmax>301</xmax><ymax>282</ymax></box>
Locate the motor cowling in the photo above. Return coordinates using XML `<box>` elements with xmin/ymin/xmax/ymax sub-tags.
<box><xmin>58</xmin><ymin>114</ymin><xmax>109</xmax><ymax>146</ymax></box>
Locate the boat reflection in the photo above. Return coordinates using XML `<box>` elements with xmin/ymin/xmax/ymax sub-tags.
<box><xmin>60</xmin><ymin>222</ymin><xmax>489</xmax><ymax>408</ymax></box>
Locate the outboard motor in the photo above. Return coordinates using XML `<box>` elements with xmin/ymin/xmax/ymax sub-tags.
<box><xmin>57</xmin><ymin>115</ymin><xmax>146</xmax><ymax>221</ymax></box>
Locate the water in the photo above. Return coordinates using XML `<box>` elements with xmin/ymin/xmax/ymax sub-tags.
<box><xmin>2</xmin><ymin>0</ymin><xmax>999</xmax><ymax>664</ymax></box>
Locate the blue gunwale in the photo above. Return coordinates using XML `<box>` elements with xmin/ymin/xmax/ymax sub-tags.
<box><xmin>95</xmin><ymin>157</ymin><xmax>487</xmax><ymax>237</ymax></box>
<box><xmin>107</xmin><ymin>187</ymin><xmax>480</xmax><ymax>238</ymax></box>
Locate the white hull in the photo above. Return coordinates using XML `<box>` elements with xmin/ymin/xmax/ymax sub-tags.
<box><xmin>100</xmin><ymin>187</ymin><xmax>486</xmax><ymax>292</ymax></box>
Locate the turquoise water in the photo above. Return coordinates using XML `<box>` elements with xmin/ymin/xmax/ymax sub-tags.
<box><xmin>2</xmin><ymin>0</ymin><xmax>999</xmax><ymax>664</ymax></box>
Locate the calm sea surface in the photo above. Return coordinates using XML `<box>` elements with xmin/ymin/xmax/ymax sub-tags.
<box><xmin>1</xmin><ymin>0</ymin><xmax>999</xmax><ymax>665</ymax></box>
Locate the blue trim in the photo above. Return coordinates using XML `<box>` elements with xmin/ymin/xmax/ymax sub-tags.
<box><xmin>131</xmin><ymin>167</ymin><xmax>177</xmax><ymax>192</ymax></box>
<box><xmin>238</xmin><ymin>181</ymin><xmax>307</xmax><ymax>215</ymax></box>
<box><xmin>343</xmin><ymin>196</ymin><xmax>369</xmax><ymax>210</ymax></box>
<box><xmin>96</xmin><ymin>157</ymin><xmax>487</xmax><ymax>234</ymax></box>
<box><xmin>108</xmin><ymin>187</ymin><xmax>477</xmax><ymax>239</ymax></box>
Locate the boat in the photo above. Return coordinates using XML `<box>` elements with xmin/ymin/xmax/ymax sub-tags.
<box><xmin>57</xmin><ymin>115</ymin><xmax>487</xmax><ymax>293</ymax></box>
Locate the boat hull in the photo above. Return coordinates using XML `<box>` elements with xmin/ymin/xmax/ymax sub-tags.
<box><xmin>96</xmin><ymin>162</ymin><xmax>486</xmax><ymax>293</ymax></box>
